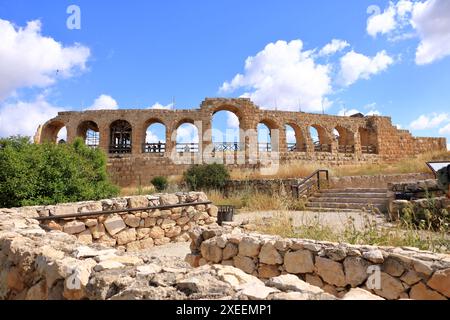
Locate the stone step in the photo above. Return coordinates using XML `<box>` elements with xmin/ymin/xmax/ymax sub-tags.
<box><xmin>312</xmin><ymin>192</ymin><xmax>388</xmax><ymax>199</ymax></box>
<box><xmin>308</xmin><ymin>197</ymin><xmax>387</xmax><ymax>204</ymax></box>
<box><xmin>320</xmin><ymin>188</ymin><xmax>387</xmax><ymax>194</ymax></box>
<box><xmin>304</xmin><ymin>207</ymin><xmax>369</xmax><ymax>213</ymax></box>
<box><xmin>305</xmin><ymin>202</ymin><xmax>386</xmax><ymax>211</ymax></box>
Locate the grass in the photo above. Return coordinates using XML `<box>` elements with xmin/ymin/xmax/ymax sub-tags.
<box><xmin>229</xmin><ymin>150</ymin><xmax>450</xmax><ymax>180</ymax></box>
<box><xmin>254</xmin><ymin>211</ymin><xmax>450</xmax><ymax>253</ymax></box>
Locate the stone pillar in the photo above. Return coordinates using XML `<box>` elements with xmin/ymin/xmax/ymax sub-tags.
<box><xmin>354</xmin><ymin>131</ymin><xmax>362</xmax><ymax>158</ymax></box>
<box><xmin>165</xmin><ymin>125</ymin><xmax>174</xmax><ymax>155</ymax></box>
<box><xmin>132</xmin><ymin>122</ymin><xmax>144</xmax><ymax>155</ymax></box>
<box><xmin>66</xmin><ymin>124</ymin><xmax>77</xmax><ymax>144</ymax></box>
<box><xmin>98</xmin><ymin>122</ymin><xmax>110</xmax><ymax>154</ymax></box>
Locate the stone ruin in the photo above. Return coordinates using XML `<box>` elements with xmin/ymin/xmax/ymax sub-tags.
<box><xmin>35</xmin><ymin>98</ymin><xmax>447</xmax><ymax>187</ymax></box>
<box><xmin>0</xmin><ymin>193</ymin><xmax>449</xmax><ymax>300</ymax></box>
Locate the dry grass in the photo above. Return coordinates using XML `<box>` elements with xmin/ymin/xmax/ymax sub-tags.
<box><xmin>255</xmin><ymin>211</ymin><xmax>449</xmax><ymax>253</ymax></box>
<box><xmin>229</xmin><ymin>150</ymin><xmax>450</xmax><ymax>180</ymax></box>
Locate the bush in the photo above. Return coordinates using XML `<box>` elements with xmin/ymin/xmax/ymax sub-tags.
<box><xmin>151</xmin><ymin>176</ymin><xmax>168</xmax><ymax>192</ymax></box>
<box><xmin>0</xmin><ymin>136</ymin><xmax>119</xmax><ymax>208</ymax></box>
<box><xmin>184</xmin><ymin>163</ymin><xmax>230</xmax><ymax>191</ymax></box>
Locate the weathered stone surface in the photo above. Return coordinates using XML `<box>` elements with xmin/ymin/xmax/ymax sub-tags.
<box><xmin>124</xmin><ymin>215</ymin><xmax>140</xmax><ymax>228</ymax></box>
<box><xmin>305</xmin><ymin>274</ymin><xmax>324</xmax><ymax>288</ymax></box>
<box><xmin>344</xmin><ymin>256</ymin><xmax>370</xmax><ymax>287</ymax></box>
<box><xmin>409</xmin><ymin>282</ymin><xmax>446</xmax><ymax>300</ymax></box>
<box><xmin>284</xmin><ymin>250</ymin><xmax>314</xmax><ymax>274</ymax></box>
<box><xmin>259</xmin><ymin>242</ymin><xmax>283</xmax><ymax>265</ymax></box>
<box><xmin>258</xmin><ymin>264</ymin><xmax>280</xmax><ymax>278</ymax></box>
<box><xmin>267</xmin><ymin>274</ymin><xmax>323</xmax><ymax>294</ymax></box>
<box><xmin>161</xmin><ymin>219</ymin><xmax>176</xmax><ymax>229</ymax></box>
<box><xmin>103</xmin><ymin>216</ymin><xmax>126</xmax><ymax>236</ymax></box>
<box><xmin>159</xmin><ymin>194</ymin><xmax>179</xmax><ymax>205</ymax></box>
<box><xmin>342</xmin><ymin>288</ymin><xmax>384</xmax><ymax>300</ymax></box>
<box><xmin>400</xmin><ymin>270</ymin><xmax>421</xmax><ymax>286</ymax></box>
<box><xmin>238</xmin><ymin>237</ymin><xmax>261</xmax><ymax>257</ymax></box>
<box><xmin>382</xmin><ymin>257</ymin><xmax>405</xmax><ymax>277</ymax></box>
<box><xmin>200</xmin><ymin>241</ymin><xmax>223</xmax><ymax>263</ymax></box>
<box><xmin>233</xmin><ymin>255</ymin><xmax>256</xmax><ymax>274</ymax></box>
<box><xmin>165</xmin><ymin>226</ymin><xmax>181</xmax><ymax>238</ymax></box>
<box><xmin>373</xmin><ymin>272</ymin><xmax>404</xmax><ymax>300</ymax></box>
<box><xmin>241</xmin><ymin>283</ymin><xmax>279</xmax><ymax>300</ymax></box>
<box><xmin>90</xmin><ymin>223</ymin><xmax>105</xmax><ymax>239</ymax></box>
<box><xmin>93</xmin><ymin>261</ymin><xmax>125</xmax><ymax>271</ymax></box>
<box><xmin>362</xmin><ymin>250</ymin><xmax>384</xmax><ymax>264</ymax></box>
<box><xmin>127</xmin><ymin>196</ymin><xmax>149</xmax><ymax>209</ymax></box>
<box><xmin>223</xmin><ymin>243</ymin><xmax>239</xmax><ymax>260</ymax></box>
<box><xmin>149</xmin><ymin>226</ymin><xmax>165</xmax><ymax>239</ymax></box>
<box><xmin>116</xmin><ymin>228</ymin><xmax>137</xmax><ymax>245</ymax></box>
<box><xmin>427</xmin><ymin>268</ymin><xmax>450</xmax><ymax>298</ymax></box>
<box><xmin>144</xmin><ymin>217</ymin><xmax>156</xmax><ymax>227</ymax></box>
<box><xmin>315</xmin><ymin>257</ymin><xmax>346</xmax><ymax>287</ymax></box>
<box><xmin>84</xmin><ymin>219</ymin><xmax>98</xmax><ymax>228</ymax></box>
<box><xmin>63</xmin><ymin>221</ymin><xmax>85</xmax><ymax>235</ymax></box>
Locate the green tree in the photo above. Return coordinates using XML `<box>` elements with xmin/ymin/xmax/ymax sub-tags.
<box><xmin>0</xmin><ymin>136</ymin><xmax>119</xmax><ymax>208</ymax></box>
<box><xmin>151</xmin><ymin>176</ymin><xmax>168</xmax><ymax>192</ymax></box>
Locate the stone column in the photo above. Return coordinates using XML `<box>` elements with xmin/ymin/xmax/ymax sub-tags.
<box><xmin>98</xmin><ymin>122</ymin><xmax>110</xmax><ymax>154</ymax></box>
<box><xmin>65</xmin><ymin>124</ymin><xmax>77</xmax><ymax>144</ymax></box>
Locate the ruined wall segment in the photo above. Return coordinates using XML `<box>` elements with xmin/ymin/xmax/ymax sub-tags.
<box><xmin>36</xmin><ymin>98</ymin><xmax>447</xmax><ymax>186</ymax></box>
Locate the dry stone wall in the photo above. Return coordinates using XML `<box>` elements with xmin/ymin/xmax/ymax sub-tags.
<box><xmin>187</xmin><ymin>227</ymin><xmax>450</xmax><ymax>300</ymax></box>
<box><xmin>13</xmin><ymin>193</ymin><xmax>218</xmax><ymax>252</ymax></box>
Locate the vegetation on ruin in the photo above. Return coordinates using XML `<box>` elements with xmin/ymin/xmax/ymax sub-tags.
<box><xmin>400</xmin><ymin>198</ymin><xmax>449</xmax><ymax>233</ymax></box>
<box><xmin>0</xmin><ymin>136</ymin><xmax>119</xmax><ymax>208</ymax></box>
<box><xmin>255</xmin><ymin>211</ymin><xmax>449</xmax><ymax>253</ymax></box>
<box><xmin>229</xmin><ymin>150</ymin><xmax>450</xmax><ymax>180</ymax></box>
<box><xmin>184</xmin><ymin>163</ymin><xmax>230</xmax><ymax>191</ymax></box>
<box><xmin>151</xmin><ymin>176</ymin><xmax>169</xmax><ymax>192</ymax></box>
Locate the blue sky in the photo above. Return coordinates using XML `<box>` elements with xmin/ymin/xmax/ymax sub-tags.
<box><xmin>0</xmin><ymin>0</ymin><xmax>449</xmax><ymax>148</ymax></box>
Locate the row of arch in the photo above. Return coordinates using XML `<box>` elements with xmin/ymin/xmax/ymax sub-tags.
<box><xmin>45</xmin><ymin>110</ymin><xmax>378</xmax><ymax>155</ymax></box>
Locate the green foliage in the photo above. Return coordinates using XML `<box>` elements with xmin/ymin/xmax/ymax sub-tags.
<box><xmin>400</xmin><ymin>199</ymin><xmax>449</xmax><ymax>232</ymax></box>
<box><xmin>151</xmin><ymin>176</ymin><xmax>168</xmax><ymax>192</ymax></box>
<box><xmin>0</xmin><ymin>136</ymin><xmax>119</xmax><ymax>208</ymax></box>
<box><xmin>184</xmin><ymin>163</ymin><xmax>230</xmax><ymax>191</ymax></box>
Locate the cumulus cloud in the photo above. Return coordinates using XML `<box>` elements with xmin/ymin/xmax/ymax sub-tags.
<box><xmin>176</xmin><ymin>123</ymin><xmax>199</xmax><ymax>143</ymax></box>
<box><xmin>0</xmin><ymin>96</ymin><xmax>64</xmax><ymax>138</ymax></box>
<box><xmin>338</xmin><ymin>50</ymin><xmax>394</xmax><ymax>86</ymax></box>
<box><xmin>410</xmin><ymin>113</ymin><xmax>448</xmax><ymax>130</ymax></box>
<box><xmin>219</xmin><ymin>40</ymin><xmax>332</xmax><ymax>112</ymax></box>
<box><xmin>439</xmin><ymin>122</ymin><xmax>450</xmax><ymax>135</ymax></box>
<box><xmin>149</xmin><ymin>102</ymin><xmax>174</xmax><ymax>110</ymax></box>
<box><xmin>227</xmin><ymin>112</ymin><xmax>239</xmax><ymax>129</ymax></box>
<box><xmin>412</xmin><ymin>0</ymin><xmax>450</xmax><ymax>65</ymax></box>
<box><xmin>337</xmin><ymin>107</ymin><xmax>381</xmax><ymax>117</ymax></box>
<box><xmin>318</xmin><ymin>39</ymin><xmax>350</xmax><ymax>56</ymax></box>
<box><xmin>0</xmin><ymin>19</ymin><xmax>90</xmax><ymax>101</ymax></box>
<box><xmin>84</xmin><ymin>94</ymin><xmax>118</xmax><ymax>110</ymax></box>
<box><xmin>367</xmin><ymin>4</ymin><xmax>398</xmax><ymax>37</ymax></box>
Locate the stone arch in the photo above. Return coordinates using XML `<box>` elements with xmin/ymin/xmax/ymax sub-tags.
<box><xmin>285</xmin><ymin>122</ymin><xmax>307</xmax><ymax>152</ymax></box>
<box><xmin>257</xmin><ymin>119</ymin><xmax>280</xmax><ymax>152</ymax></box>
<box><xmin>142</xmin><ymin>118</ymin><xmax>166</xmax><ymax>153</ymax></box>
<box><xmin>211</xmin><ymin>109</ymin><xmax>241</xmax><ymax>151</ymax></box>
<box><xmin>109</xmin><ymin>120</ymin><xmax>132</xmax><ymax>154</ymax></box>
<box><xmin>77</xmin><ymin>120</ymin><xmax>100</xmax><ymax>148</ymax></box>
<box><xmin>359</xmin><ymin>127</ymin><xmax>378</xmax><ymax>154</ymax></box>
<box><xmin>40</xmin><ymin>120</ymin><xmax>67</xmax><ymax>143</ymax></box>
<box><xmin>334</xmin><ymin>125</ymin><xmax>355</xmax><ymax>153</ymax></box>
<box><xmin>309</xmin><ymin>124</ymin><xmax>331</xmax><ymax>152</ymax></box>
<box><xmin>175</xmin><ymin>119</ymin><xmax>200</xmax><ymax>153</ymax></box>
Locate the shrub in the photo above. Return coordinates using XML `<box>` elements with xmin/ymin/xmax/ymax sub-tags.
<box><xmin>151</xmin><ymin>176</ymin><xmax>168</xmax><ymax>192</ymax></box>
<box><xmin>0</xmin><ymin>136</ymin><xmax>119</xmax><ymax>208</ymax></box>
<box><xmin>184</xmin><ymin>163</ymin><xmax>230</xmax><ymax>191</ymax></box>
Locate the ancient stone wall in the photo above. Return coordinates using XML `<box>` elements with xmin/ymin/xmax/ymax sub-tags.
<box><xmin>12</xmin><ymin>193</ymin><xmax>217</xmax><ymax>251</ymax></box>
<box><xmin>187</xmin><ymin>227</ymin><xmax>450</xmax><ymax>300</ymax></box>
<box><xmin>36</xmin><ymin>98</ymin><xmax>447</xmax><ymax>187</ymax></box>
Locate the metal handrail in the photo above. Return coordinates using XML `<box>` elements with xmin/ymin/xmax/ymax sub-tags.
<box><xmin>33</xmin><ymin>200</ymin><xmax>212</xmax><ymax>221</ymax></box>
<box><xmin>291</xmin><ymin>169</ymin><xmax>329</xmax><ymax>198</ymax></box>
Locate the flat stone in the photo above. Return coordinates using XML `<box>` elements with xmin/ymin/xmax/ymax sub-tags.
<box><xmin>94</xmin><ymin>260</ymin><xmax>125</xmax><ymax>271</ymax></box>
<box><xmin>233</xmin><ymin>255</ymin><xmax>256</xmax><ymax>274</ymax></box>
<box><xmin>284</xmin><ymin>250</ymin><xmax>315</xmax><ymax>274</ymax></box>
<box><xmin>240</xmin><ymin>283</ymin><xmax>279</xmax><ymax>300</ymax></box>
<box><xmin>373</xmin><ymin>272</ymin><xmax>405</xmax><ymax>300</ymax></box>
<box><xmin>315</xmin><ymin>257</ymin><xmax>346</xmax><ymax>287</ymax></box>
<box><xmin>124</xmin><ymin>215</ymin><xmax>140</xmax><ymax>228</ymax></box>
<box><xmin>223</xmin><ymin>243</ymin><xmax>239</xmax><ymax>260</ymax></box>
<box><xmin>103</xmin><ymin>216</ymin><xmax>126</xmax><ymax>236</ymax></box>
<box><xmin>382</xmin><ymin>257</ymin><xmax>405</xmax><ymax>277</ymax></box>
<box><xmin>409</xmin><ymin>282</ymin><xmax>447</xmax><ymax>300</ymax></box>
<box><xmin>267</xmin><ymin>274</ymin><xmax>323</xmax><ymax>294</ymax></box>
<box><xmin>362</xmin><ymin>250</ymin><xmax>384</xmax><ymax>264</ymax></box>
<box><xmin>116</xmin><ymin>228</ymin><xmax>137</xmax><ymax>245</ymax></box>
<box><xmin>427</xmin><ymin>268</ymin><xmax>450</xmax><ymax>298</ymax></box>
<box><xmin>342</xmin><ymin>288</ymin><xmax>384</xmax><ymax>300</ymax></box>
<box><xmin>63</xmin><ymin>221</ymin><xmax>86</xmax><ymax>235</ymax></box>
<box><xmin>344</xmin><ymin>256</ymin><xmax>370</xmax><ymax>287</ymax></box>
<box><xmin>238</xmin><ymin>237</ymin><xmax>261</xmax><ymax>257</ymax></box>
<box><xmin>200</xmin><ymin>240</ymin><xmax>223</xmax><ymax>263</ymax></box>
<box><xmin>259</xmin><ymin>242</ymin><xmax>283</xmax><ymax>265</ymax></box>
<box><xmin>400</xmin><ymin>270</ymin><xmax>422</xmax><ymax>286</ymax></box>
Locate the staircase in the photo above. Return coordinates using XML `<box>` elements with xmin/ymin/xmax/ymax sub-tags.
<box><xmin>305</xmin><ymin>188</ymin><xmax>389</xmax><ymax>213</ymax></box>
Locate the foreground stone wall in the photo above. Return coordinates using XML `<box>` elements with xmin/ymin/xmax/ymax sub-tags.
<box><xmin>187</xmin><ymin>227</ymin><xmax>450</xmax><ymax>300</ymax></box>
<box><xmin>14</xmin><ymin>193</ymin><xmax>217</xmax><ymax>251</ymax></box>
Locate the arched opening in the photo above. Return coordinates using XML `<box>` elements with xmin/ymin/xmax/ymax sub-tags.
<box><xmin>211</xmin><ymin>110</ymin><xmax>241</xmax><ymax>151</ymax></box>
<box><xmin>309</xmin><ymin>125</ymin><xmax>331</xmax><ymax>152</ymax></box>
<box><xmin>176</xmin><ymin>122</ymin><xmax>199</xmax><ymax>153</ymax></box>
<box><xmin>359</xmin><ymin>127</ymin><xmax>377</xmax><ymax>154</ymax></box>
<box><xmin>77</xmin><ymin>121</ymin><xmax>99</xmax><ymax>148</ymax></box>
<box><xmin>257</xmin><ymin>122</ymin><xmax>272</xmax><ymax>152</ymax></box>
<box><xmin>334</xmin><ymin>125</ymin><xmax>355</xmax><ymax>153</ymax></box>
<box><xmin>109</xmin><ymin>120</ymin><xmax>132</xmax><ymax>154</ymax></box>
<box><xmin>41</xmin><ymin>120</ymin><xmax>67</xmax><ymax>143</ymax></box>
<box><xmin>286</xmin><ymin>123</ymin><xmax>306</xmax><ymax>152</ymax></box>
<box><xmin>143</xmin><ymin>120</ymin><xmax>166</xmax><ymax>153</ymax></box>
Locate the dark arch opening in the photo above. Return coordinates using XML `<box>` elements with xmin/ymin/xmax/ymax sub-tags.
<box><xmin>110</xmin><ymin>120</ymin><xmax>132</xmax><ymax>154</ymax></box>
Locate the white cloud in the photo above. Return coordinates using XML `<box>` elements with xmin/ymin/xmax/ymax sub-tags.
<box><xmin>227</xmin><ymin>112</ymin><xmax>239</xmax><ymax>128</ymax></box>
<box><xmin>367</xmin><ymin>3</ymin><xmax>398</xmax><ymax>37</ymax></box>
<box><xmin>0</xmin><ymin>96</ymin><xmax>64</xmax><ymax>138</ymax></box>
<box><xmin>176</xmin><ymin>124</ymin><xmax>199</xmax><ymax>143</ymax></box>
<box><xmin>318</xmin><ymin>39</ymin><xmax>349</xmax><ymax>56</ymax></box>
<box><xmin>412</xmin><ymin>0</ymin><xmax>450</xmax><ymax>65</ymax></box>
<box><xmin>84</xmin><ymin>94</ymin><xmax>118</xmax><ymax>110</ymax></box>
<box><xmin>219</xmin><ymin>40</ymin><xmax>332</xmax><ymax>112</ymax></box>
<box><xmin>0</xmin><ymin>19</ymin><xmax>90</xmax><ymax>101</ymax></box>
<box><xmin>337</xmin><ymin>107</ymin><xmax>381</xmax><ymax>117</ymax></box>
<box><xmin>145</xmin><ymin>130</ymin><xmax>160</xmax><ymax>143</ymax></box>
<box><xmin>410</xmin><ymin>113</ymin><xmax>448</xmax><ymax>130</ymax></box>
<box><xmin>395</xmin><ymin>124</ymin><xmax>403</xmax><ymax>129</ymax></box>
<box><xmin>149</xmin><ymin>102</ymin><xmax>174</xmax><ymax>110</ymax></box>
<box><xmin>397</xmin><ymin>0</ymin><xmax>414</xmax><ymax>17</ymax></box>
<box><xmin>338</xmin><ymin>50</ymin><xmax>394</xmax><ymax>86</ymax></box>
<box><xmin>439</xmin><ymin>122</ymin><xmax>450</xmax><ymax>135</ymax></box>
